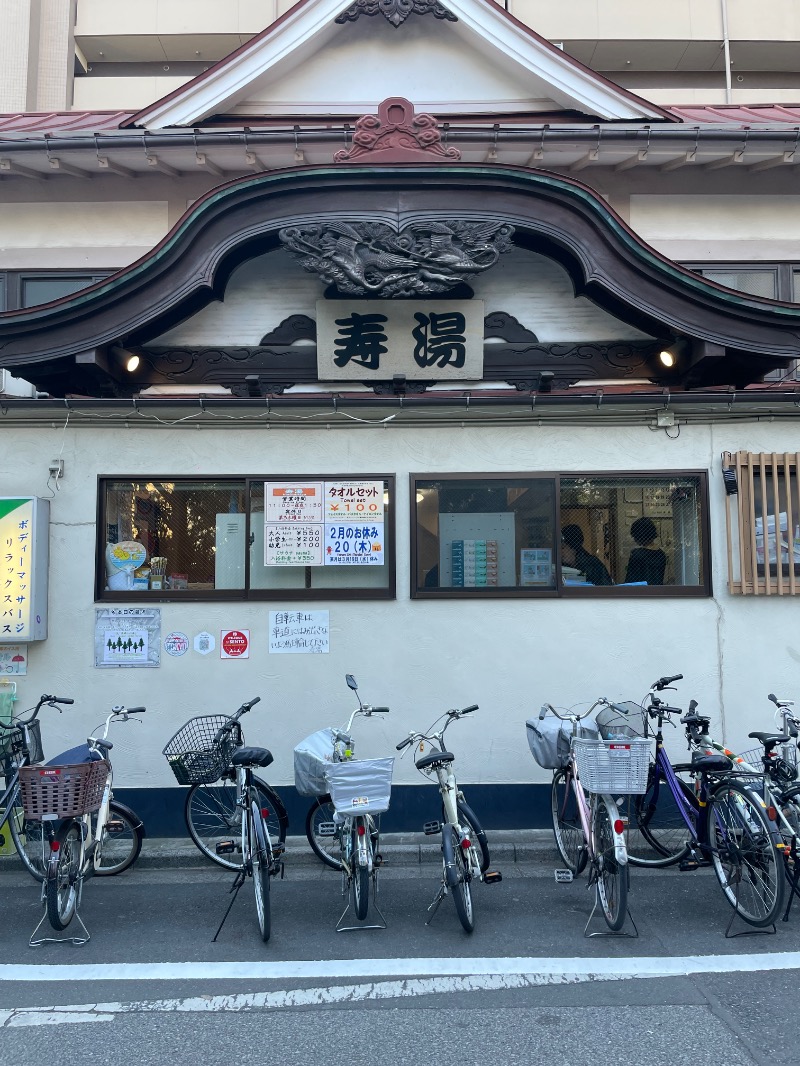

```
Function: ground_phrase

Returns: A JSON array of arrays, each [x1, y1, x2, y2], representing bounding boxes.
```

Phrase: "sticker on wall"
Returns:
[[193, 631, 215, 656], [269, 611, 329, 655], [221, 629, 250, 659], [95, 608, 160, 669], [0, 644, 27, 675], [164, 631, 189, 657]]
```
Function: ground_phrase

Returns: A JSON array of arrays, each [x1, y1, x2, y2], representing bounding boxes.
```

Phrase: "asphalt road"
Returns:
[[0, 855, 798, 1066]]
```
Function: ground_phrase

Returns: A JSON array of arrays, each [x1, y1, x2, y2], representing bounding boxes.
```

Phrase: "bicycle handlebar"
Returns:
[[540, 701, 605, 723], [0, 693, 75, 730], [652, 674, 683, 691]]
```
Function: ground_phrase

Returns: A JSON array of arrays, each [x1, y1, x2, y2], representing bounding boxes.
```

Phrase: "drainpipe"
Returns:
[[721, 0, 733, 105]]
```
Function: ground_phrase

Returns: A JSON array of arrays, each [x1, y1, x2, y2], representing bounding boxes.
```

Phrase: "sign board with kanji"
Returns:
[[316, 300, 484, 381], [0, 498, 49, 643]]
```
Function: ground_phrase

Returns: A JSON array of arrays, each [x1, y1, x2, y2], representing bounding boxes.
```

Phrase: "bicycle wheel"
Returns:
[[626, 766, 693, 868], [45, 821, 81, 931], [351, 822, 370, 921], [443, 824, 474, 933], [93, 801, 144, 876], [7, 795, 46, 882], [707, 780, 785, 927], [592, 796, 628, 931], [186, 775, 287, 870], [250, 801, 271, 943], [305, 795, 342, 870], [551, 768, 588, 876], [456, 800, 490, 874]]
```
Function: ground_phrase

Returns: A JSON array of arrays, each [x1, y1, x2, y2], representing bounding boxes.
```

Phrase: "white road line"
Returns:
[[0, 951, 799, 984], [1, 954, 799, 1029]]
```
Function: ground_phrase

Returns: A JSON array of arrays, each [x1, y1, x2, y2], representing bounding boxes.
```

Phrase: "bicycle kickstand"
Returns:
[[212, 868, 247, 942], [29, 878, 90, 948], [425, 882, 447, 926]]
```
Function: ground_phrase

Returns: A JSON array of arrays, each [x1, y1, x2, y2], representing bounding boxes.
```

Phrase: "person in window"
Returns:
[[625, 517, 666, 586], [561, 524, 612, 586]]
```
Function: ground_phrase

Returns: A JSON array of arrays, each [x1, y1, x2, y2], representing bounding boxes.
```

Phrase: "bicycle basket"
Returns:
[[735, 743, 798, 784], [293, 728, 337, 797], [526, 708, 600, 770], [595, 702, 647, 740], [324, 757, 394, 816], [162, 715, 242, 785], [18, 759, 110, 820], [572, 737, 651, 794]]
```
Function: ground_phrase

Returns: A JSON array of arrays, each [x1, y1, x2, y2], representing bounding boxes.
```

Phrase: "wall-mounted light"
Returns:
[[658, 350, 676, 368], [125, 354, 140, 373]]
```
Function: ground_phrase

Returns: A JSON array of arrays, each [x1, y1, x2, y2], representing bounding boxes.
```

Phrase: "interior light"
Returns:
[[125, 354, 140, 373], [658, 350, 675, 368], [416, 491, 424, 503]]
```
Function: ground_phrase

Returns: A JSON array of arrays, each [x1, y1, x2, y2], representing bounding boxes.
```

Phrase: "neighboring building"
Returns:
[[0, 0, 799, 833]]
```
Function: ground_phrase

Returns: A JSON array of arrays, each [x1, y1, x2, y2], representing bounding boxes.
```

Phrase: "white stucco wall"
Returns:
[[1, 414, 797, 797]]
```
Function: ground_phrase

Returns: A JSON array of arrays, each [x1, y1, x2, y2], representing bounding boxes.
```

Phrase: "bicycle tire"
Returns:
[[305, 795, 342, 870], [706, 780, 785, 927], [250, 800, 271, 942], [443, 824, 474, 933], [456, 800, 490, 874], [7, 794, 46, 882], [45, 820, 81, 931], [93, 801, 144, 876], [551, 768, 588, 876], [626, 766, 693, 868], [592, 796, 628, 932], [185, 775, 287, 870], [351, 822, 370, 921]]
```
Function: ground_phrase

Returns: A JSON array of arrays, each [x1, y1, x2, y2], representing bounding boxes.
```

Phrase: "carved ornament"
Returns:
[[278, 219, 514, 297], [335, 0, 457, 26], [334, 97, 460, 164]]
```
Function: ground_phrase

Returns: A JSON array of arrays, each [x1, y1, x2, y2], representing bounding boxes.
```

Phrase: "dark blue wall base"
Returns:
[[116, 784, 552, 838]]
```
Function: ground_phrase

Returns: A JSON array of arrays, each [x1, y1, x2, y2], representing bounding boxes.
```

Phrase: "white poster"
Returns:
[[95, 608, 160, 668], [324, 481, 384, 521], [269, 611, 329, 654], [324, 523, 384, 565], [0, 644, 27, 675], [265, 523, 324, 566], [265, 483, 323, 523]]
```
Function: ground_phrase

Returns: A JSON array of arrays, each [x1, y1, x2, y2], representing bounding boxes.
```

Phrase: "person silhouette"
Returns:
[[561, 524, 612, 586], [625, 517, 666, 585]]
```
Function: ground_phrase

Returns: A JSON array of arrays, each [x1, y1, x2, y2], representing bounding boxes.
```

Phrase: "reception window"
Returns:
[[97, 476, 395, 601], [412, 472, 709, 598]]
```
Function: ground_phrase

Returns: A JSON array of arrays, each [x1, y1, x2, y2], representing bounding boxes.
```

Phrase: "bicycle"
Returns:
[[0, 693, 69, 881], [530, 701, 645, 931], [295, 675, 392, 929], [163, 697, 283, 942], [395, 703, 500, 934], [623, 674, 786, 928], [20, 703, 146, 944], [164, 703, 288, 872]]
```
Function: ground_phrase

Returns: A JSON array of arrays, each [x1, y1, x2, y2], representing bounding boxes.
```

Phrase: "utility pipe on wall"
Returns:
[[721, 0, 733, 105]]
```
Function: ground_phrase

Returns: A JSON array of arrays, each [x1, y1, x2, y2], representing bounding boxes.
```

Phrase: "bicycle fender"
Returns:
[[110, 799, 146, 836]]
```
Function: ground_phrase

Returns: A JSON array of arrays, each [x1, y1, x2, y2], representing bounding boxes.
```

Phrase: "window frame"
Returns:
[[0, 270, 113, 312], [95, 474, 396, 603], [410, 470, 711, 600]]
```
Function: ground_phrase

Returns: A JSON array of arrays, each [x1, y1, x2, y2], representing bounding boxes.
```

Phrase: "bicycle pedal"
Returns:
[[423, 820, 442, 836], [483, 870, 502, 884], [317, 821, 337, 837], [215, 840, 236, 856], [678, 857, 711, 872], [373, 853, 387, 867], [105, 819, 125, 835], [272, 842, 285, 857]]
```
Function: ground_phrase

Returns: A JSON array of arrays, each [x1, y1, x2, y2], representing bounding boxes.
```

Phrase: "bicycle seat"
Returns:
[[690, 752, 732, 773], [748, 731, 788, 749], [230, 746, 273, 768], [415, 750, 455, 770]]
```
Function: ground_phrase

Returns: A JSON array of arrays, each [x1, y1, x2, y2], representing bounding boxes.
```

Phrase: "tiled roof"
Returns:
[[667, 104, 800, 124], [0, 111, 134, 134]]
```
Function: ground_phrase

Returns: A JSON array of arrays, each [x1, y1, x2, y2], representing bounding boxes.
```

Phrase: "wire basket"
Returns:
[[595, 702, 648, 740], [162, 715, 242, 785], [735, 742, 798, 783], [18, 760, 110, 820], [572, 737, 651, 794]]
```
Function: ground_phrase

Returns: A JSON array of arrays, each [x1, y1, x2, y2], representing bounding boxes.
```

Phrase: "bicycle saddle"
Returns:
[[415, 750, 455, 770], [690, 751, 732, 773], [230, 746, 273, 768], [748, 731, 789, 750]]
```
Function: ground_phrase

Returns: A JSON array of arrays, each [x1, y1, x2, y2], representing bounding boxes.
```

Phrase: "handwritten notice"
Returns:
[[269, 610, 329, 654]]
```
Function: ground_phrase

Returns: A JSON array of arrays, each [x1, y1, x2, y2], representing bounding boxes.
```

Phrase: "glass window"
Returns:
[[21, 274, 103, 307], [699, 269, 777, 300], [412, 473, 709, 597], [98, 476, 395, 601]]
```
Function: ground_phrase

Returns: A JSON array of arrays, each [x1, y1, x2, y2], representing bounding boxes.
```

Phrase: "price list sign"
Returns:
[[264, 480, 384, 567], [0, 498, 49, 643]]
